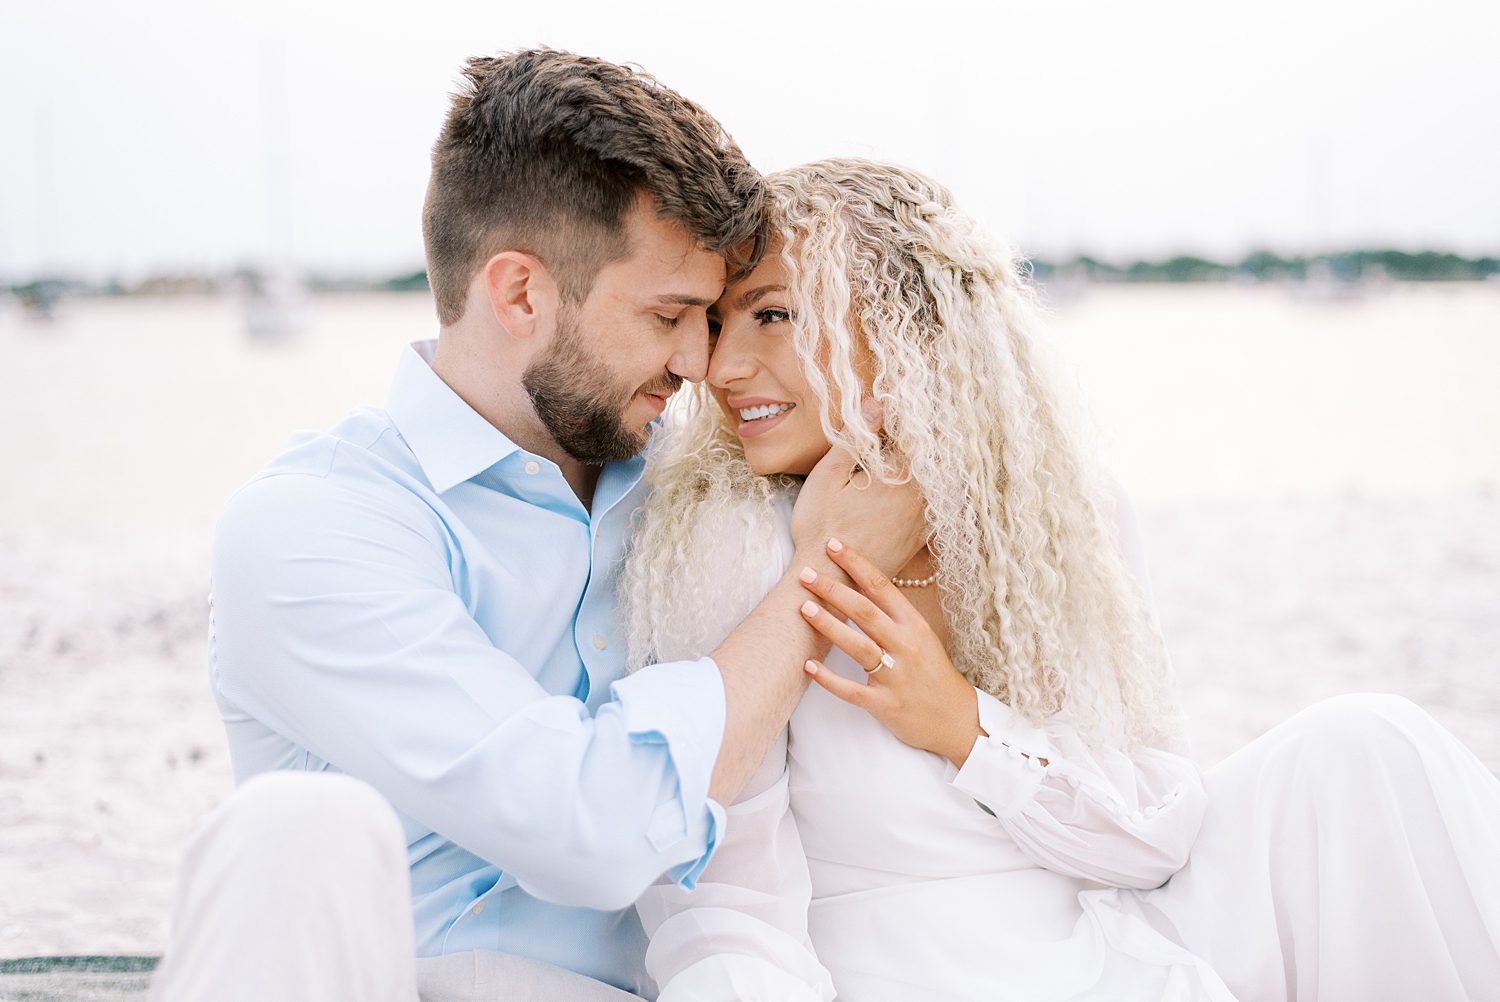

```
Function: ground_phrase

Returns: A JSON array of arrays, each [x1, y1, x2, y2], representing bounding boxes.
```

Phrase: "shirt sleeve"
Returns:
[[945, 480, 1206, 890], [636, 731, 836, 1002], [210, 467, 725, 913]]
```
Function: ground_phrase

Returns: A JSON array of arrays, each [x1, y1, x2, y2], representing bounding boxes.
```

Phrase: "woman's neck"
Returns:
[[893, 546, 937, 583], [891, 546, 953, 650]]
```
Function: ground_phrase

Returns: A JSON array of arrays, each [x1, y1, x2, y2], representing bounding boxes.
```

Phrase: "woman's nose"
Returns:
[[707, 323, 754, 388]]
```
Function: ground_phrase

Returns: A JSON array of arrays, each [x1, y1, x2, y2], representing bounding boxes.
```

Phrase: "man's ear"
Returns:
[[481, 251, 557, 341]]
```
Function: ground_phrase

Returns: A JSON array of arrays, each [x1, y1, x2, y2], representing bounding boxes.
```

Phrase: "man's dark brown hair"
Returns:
[[423, 49, 767, 326]]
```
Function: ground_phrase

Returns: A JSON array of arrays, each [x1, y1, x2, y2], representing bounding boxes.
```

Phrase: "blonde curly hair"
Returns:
[[619, 157, 1183, 750]]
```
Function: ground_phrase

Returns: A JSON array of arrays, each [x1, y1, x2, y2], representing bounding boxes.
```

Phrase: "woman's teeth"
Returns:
[[738, 403, 794, 422]]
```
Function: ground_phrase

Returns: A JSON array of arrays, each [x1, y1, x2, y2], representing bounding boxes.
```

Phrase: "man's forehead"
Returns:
[[631, 238, 727, 278], [590, 204, 727, 303], [608, 248, 725, 303]]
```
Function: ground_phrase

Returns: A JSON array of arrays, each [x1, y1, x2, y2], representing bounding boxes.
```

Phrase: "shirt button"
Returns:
[[471, 901, 485, 917], [592, 634, 608, 650], [523, 461, 540, 475]]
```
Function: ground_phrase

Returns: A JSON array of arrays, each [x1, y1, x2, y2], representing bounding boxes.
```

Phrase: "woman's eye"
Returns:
[[657, 314, 681, 329], [753, 307, 791, 326]]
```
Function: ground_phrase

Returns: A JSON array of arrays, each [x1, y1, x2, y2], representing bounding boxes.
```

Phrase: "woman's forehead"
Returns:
[[712, 253, 791, 315]]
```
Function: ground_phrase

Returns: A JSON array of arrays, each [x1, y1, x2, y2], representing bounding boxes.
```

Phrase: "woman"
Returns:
[[622, 158, 1500, 1001]]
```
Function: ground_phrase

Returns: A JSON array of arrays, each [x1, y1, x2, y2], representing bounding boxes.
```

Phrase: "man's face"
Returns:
[[523, 198, 727, 465]]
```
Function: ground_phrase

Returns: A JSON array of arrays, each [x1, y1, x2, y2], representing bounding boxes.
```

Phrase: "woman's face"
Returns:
[[706, 250, 832, 476]]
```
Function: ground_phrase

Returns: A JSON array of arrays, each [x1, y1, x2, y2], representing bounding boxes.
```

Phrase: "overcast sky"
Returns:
[[2, 0, 1497, 279]]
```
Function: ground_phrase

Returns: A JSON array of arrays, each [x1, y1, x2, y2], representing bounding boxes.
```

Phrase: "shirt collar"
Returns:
[[384, 340, 520, 493]]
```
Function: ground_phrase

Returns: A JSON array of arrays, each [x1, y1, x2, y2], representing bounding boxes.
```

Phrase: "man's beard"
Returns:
[[522, 306, 682, 466]]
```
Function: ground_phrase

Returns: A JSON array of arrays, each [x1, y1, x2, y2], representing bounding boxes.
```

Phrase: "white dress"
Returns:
[[636, 494, 1500, 1001]]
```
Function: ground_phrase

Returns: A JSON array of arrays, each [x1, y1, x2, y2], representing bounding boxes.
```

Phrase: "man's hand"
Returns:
[[790, 405, 926, 576]]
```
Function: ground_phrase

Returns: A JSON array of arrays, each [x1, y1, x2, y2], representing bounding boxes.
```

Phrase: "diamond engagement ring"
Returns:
[[866, 650, 896, 674]]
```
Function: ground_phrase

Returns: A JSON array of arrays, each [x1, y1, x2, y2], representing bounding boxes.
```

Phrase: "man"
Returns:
[[155, 50, 923, 999]]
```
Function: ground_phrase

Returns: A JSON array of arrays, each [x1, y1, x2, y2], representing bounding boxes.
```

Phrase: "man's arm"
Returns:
[[213, 470, 724, 912], [706, 447, 926, 802], [706, 556, 836, 803]]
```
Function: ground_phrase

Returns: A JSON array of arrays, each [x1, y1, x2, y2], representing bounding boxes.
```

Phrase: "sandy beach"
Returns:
[[1, 283, 1497, 958]]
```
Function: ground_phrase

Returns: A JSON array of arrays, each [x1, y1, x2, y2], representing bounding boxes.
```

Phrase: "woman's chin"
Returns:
[[744, 445, 827, 479]]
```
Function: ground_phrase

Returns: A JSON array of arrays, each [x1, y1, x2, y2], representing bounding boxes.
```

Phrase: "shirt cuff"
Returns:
[[609, 656, 727, 856], [947, 688, 1056, 818], [663, 799, 724, 891]]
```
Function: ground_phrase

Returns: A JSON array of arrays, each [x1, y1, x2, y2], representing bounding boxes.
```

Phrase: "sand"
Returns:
[[1, 283, 1497, 958]]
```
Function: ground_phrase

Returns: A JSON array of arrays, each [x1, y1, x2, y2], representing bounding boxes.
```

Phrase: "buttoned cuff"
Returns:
[[663, 799, 724, 891], [947, 688, 1056, 818], [610, 656, 727, 862]]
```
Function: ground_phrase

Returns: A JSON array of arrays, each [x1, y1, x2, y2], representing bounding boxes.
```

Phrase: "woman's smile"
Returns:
[[728, 397, 798, 437]]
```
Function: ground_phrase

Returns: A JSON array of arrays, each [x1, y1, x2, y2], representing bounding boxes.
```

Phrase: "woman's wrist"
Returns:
[[938, 684, 987, 768], [942, 721, 988, 769]]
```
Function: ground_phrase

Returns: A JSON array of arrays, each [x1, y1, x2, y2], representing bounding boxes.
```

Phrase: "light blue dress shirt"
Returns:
[[209, 340, 727, 996]]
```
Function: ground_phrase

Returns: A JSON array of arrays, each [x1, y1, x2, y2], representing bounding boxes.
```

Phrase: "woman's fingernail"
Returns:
[[804, 659, 818, 675], [799, 566, 817, 583], [827, 537, 844, 553], [801, 600, 820, 617]]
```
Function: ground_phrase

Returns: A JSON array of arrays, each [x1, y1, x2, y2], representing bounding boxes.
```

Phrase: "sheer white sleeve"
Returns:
[[637, 731, 835, 1001], [634, 489, 834, 1001], [944, 483, 1207, 890]]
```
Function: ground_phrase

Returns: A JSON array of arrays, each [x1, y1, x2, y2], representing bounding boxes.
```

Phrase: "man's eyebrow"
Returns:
[[650, 293, 716, 307], [735, 284, 786, 310]]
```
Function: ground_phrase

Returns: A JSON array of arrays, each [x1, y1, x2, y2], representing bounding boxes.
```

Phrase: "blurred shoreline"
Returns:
[[5, 246, 1497, 317]]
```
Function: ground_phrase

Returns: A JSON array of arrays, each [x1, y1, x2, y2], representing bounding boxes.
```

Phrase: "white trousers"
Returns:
[[1128, 693, 1500, 1001], [149, 771, 639, 1002]]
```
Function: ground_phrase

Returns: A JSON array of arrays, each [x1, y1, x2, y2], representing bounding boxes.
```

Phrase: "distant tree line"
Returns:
[[1027, 249, 1500, 284], [378, 270, 431, 293], [6, 250, 1498, 301]]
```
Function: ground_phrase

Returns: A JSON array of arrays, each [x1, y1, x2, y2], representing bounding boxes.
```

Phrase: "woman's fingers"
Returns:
[[800, 599, 886, 672], [804, 659, 877, 709], [798, 566, 897, 649], [824, 538, 914, 622]]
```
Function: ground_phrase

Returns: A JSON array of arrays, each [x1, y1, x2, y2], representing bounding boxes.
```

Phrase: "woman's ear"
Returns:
[[481, 251, 558, 342]]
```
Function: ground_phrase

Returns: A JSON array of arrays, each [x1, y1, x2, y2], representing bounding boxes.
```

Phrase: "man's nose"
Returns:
[[668, 316, 712, 383]]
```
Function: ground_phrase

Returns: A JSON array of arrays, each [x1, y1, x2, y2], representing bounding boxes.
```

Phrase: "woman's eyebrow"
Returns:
[[735, 284, 786, 310]]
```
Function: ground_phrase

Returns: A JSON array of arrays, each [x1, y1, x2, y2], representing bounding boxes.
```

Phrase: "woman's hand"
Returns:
[[796, 538, 985, 768]]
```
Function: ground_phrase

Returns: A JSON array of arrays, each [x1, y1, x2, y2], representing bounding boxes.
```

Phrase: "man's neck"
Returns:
[[491, 415, 604, 510], [558, 461, 604, 513], [431, 337, 602, 510]]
